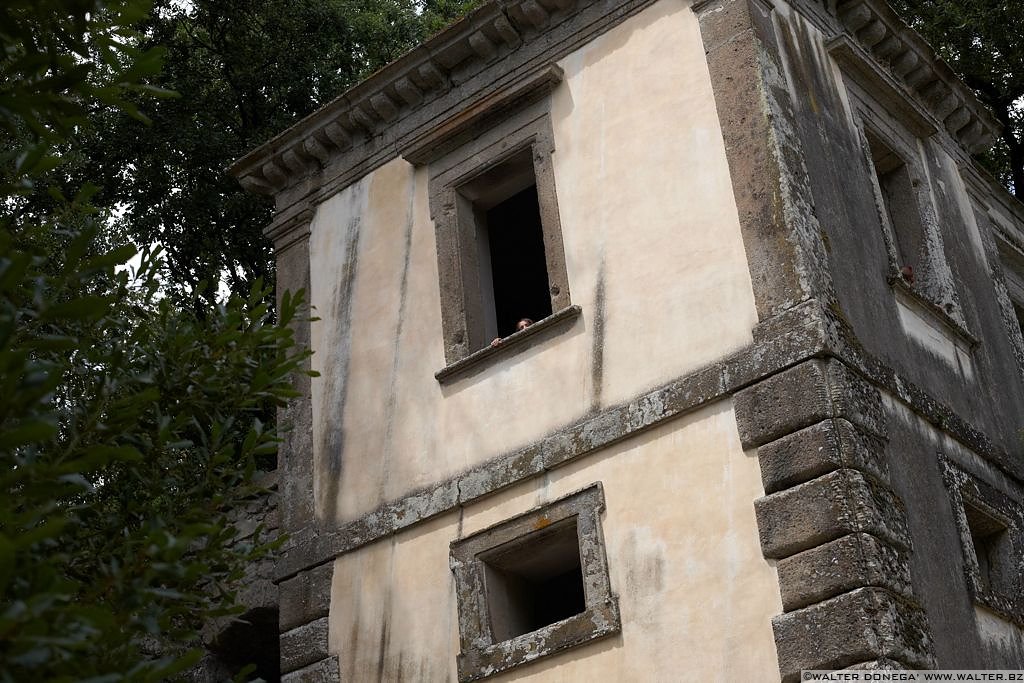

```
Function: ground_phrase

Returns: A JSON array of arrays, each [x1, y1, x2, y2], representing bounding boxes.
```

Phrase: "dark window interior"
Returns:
[[481, 519, 586, 642], [1014, 302, 1024, 337], [209, 606, 281, 682], [964, 500, 1011, 593], [485, 185, 551, 337], [867, 132, 927, 277], [458, 148, 553, 346]]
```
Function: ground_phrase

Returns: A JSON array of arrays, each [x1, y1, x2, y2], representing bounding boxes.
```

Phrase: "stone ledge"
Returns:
[[280, 617, 330, 674], [281, 656, 340, 683], [757, 418, 889, 495], [435, 305, 582, 383], [755, 468, 909, 559], [279, 564, 333, 633], [772, 587, 935, 681]]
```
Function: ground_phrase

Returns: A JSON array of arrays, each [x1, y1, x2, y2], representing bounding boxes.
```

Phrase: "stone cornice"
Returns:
[[825, 0, 1000, 154], [229, 0, 1006, 245], [228, 0, 588, 199]]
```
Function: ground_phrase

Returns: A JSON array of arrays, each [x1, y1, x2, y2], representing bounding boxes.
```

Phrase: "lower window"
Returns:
[[941, 457, 1024, 625], [449, 483, 619, 682]]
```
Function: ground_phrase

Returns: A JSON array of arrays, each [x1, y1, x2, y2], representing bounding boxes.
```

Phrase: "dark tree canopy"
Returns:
[[77, 0, 485, 305], [892, 0, 1024, 196], [1, 1, 313, 679]]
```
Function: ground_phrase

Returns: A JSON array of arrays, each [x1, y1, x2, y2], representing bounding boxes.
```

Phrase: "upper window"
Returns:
[[996, 234, 1024, 337], [420, 80, 574, 373], [455, 147, 555, 341], [866, 131, 928, 286], [858, 119, 966, 329]]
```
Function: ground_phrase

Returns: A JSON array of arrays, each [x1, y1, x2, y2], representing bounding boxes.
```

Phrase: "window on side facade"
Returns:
[[858, 118, 969, 333], [941, 457, 1024, 626], [995, 234, 1024, 336], [866, 130, 929, 285]]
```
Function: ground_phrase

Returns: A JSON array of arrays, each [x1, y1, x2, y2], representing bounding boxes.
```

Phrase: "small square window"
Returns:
[[962, 500, 1012, 593], [450, 484, 619, 682], [941, 458, 1024, 625], [481, 517, 585, 641]]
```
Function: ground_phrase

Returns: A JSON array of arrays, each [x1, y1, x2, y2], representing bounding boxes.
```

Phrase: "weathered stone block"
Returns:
[[280, 617, 330, 674], [734, 358, 885, 449], [758, 418, 889, 494], [279, 563, 333, 633], [755, 469, 909, 559], [626, 363, 725, 432], [846, 658, 911, 670], [281, 656, 340, 683], [777, 533, 912, 611], [772, 587, 935, 681]]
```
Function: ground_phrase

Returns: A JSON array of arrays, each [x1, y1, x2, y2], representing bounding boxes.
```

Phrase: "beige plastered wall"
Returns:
[[307, 0, 758, 523], [328, 401, 782, 681]]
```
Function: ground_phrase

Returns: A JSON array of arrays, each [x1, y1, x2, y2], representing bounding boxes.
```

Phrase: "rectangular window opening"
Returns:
[[460, 148, 552, 345], [485, 186, 552, 338], [480, 518, 585, 642], [867, 132, 927, 280], [964, 500, 1011, 593]]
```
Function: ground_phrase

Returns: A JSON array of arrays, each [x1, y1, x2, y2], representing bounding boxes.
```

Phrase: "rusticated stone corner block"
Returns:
[[777, 533, 912, 611], [846, 658, 911, 670], [734, 359, 885, 450], [755, 469, 909, 559], [772, 587, 935, 681], [281, 617, 330, 674], [281, 656, 340, 683], [279, 562, 333, 632], [758, 418, 889, 494], [695, 0, 776, 55]]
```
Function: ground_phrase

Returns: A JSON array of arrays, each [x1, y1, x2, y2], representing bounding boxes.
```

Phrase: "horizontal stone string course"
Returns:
[[274, 301, 1022, 583], [275, 320, 831, 582]]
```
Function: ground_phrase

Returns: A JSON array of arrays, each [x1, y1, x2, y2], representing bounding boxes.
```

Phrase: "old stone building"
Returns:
[[230, 0, 1024, 679]]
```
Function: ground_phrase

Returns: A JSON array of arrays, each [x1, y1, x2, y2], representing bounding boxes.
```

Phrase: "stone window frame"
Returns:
[[854, 111, 967, 326], [449, 483, 620, 682], [993, 228, 1024, 333], [425, 95, 574, 376], [940, 457, 1024, 626]]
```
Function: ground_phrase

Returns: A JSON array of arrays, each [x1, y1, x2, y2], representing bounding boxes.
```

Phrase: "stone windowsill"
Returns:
[[889, 277, 979, 348], [435, 305, 582, 384]]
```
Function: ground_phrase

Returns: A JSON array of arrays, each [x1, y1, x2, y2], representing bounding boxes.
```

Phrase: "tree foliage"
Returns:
[[892, 0, 1024, 196], [75, 0, 485, 306], [1, 1, 311, 680]]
